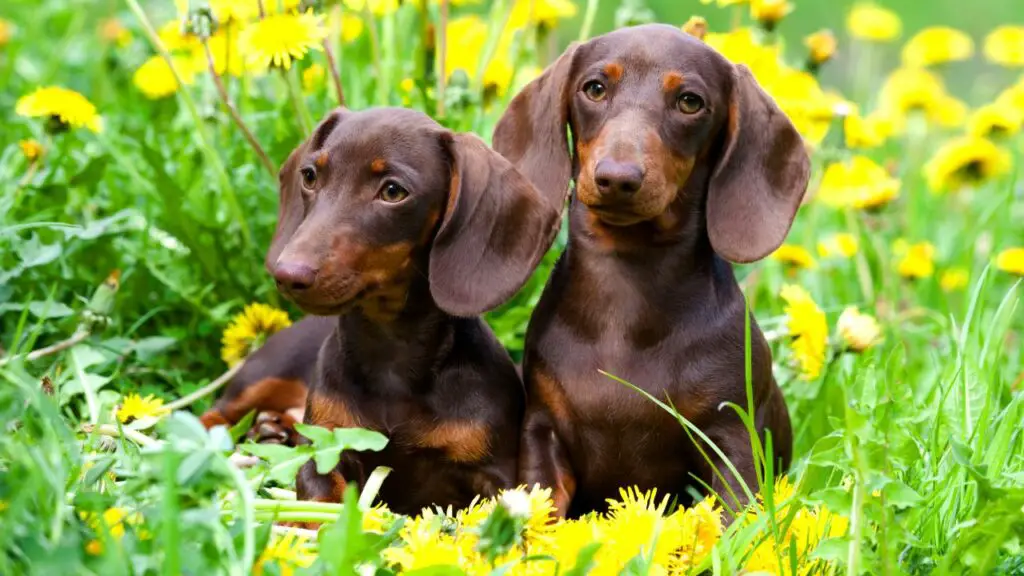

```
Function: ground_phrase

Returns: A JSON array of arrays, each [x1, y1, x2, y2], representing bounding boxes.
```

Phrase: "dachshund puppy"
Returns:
[[268, 107, 561, 515], [492, 24, 809, 517]]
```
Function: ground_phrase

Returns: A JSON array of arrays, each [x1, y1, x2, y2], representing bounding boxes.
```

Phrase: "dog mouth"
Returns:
[[586, 206, 649, 227], [281, 280, 367, 316]]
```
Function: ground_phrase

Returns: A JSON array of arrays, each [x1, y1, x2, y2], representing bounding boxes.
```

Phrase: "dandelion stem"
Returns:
[[322, 39, 346, 107], [83, 423, 161, 447], [163, 360, 246, 413], [202, 38, 276, 176], [363, 3, 384, 105], [283, 66, 313, 134], [124, 0, 254, 250], [0, 327, 90, 368], [436, 0, 448, 117], [577, 0, 600, 43]]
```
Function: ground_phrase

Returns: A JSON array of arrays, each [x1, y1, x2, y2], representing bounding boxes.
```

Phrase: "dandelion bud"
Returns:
[[804, 29, 837, 71], [750, 0, 792, 32], [682, 16, 708, 41], [836, 307, 881, 352]]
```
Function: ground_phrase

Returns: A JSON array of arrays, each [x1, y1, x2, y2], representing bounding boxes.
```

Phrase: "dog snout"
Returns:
[[274, 261, 318, 292], [594, 159, 645, 197]]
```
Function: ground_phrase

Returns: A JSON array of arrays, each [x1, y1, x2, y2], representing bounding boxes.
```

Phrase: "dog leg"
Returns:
[[519, 409, 576, 517]]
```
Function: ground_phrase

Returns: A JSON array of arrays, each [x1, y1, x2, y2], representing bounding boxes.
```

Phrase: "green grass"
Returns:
[[2, 0, 1023, 574]]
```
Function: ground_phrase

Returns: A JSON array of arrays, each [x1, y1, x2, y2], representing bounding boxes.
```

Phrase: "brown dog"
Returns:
[[492, 24, 808, 517], [267, 107, 560, 515], [200, 315, 333, 445]]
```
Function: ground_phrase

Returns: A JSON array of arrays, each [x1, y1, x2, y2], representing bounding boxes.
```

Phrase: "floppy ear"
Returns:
[[429, 133, 561, 317], [265, 109, 348, 273], [706, 65, 810, 264], [492, 43, 579, 218]]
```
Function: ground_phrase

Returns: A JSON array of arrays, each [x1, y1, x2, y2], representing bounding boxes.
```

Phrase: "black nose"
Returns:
[[594, 159, 645, 196], [273, 262, 318, 291]]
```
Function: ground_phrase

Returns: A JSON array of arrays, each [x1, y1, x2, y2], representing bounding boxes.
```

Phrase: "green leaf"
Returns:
[[884, 480, 923, 508], [240, 443, 313, 485], [562, 543, 602, 576], [229, 410, 257, 443], [68, 156, 109, 188], [293, 423, 388, 475]]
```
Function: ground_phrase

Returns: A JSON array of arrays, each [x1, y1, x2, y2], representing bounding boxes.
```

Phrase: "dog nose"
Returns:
[[594, 159, 645, 196], [273, 262, 318, 291]]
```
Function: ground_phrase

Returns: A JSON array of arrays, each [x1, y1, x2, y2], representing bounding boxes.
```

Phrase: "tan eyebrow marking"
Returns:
[[603, 62, 623, 83], [315, 152, 329, 168], [370, 158, 387, 174], [662, 72, 685, 93]]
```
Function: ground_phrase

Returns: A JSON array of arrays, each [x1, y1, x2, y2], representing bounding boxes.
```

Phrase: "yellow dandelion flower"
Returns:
[[203, 29, 248, 78], [847, 3, 901, 42], [343, 0, 400, 16], [16, 86, 103, 133], [706, 27, 784, 83], [902, 26, 974, 67], [383, 515, 476, 571], [19, 140, 44, 162], [133, 55, 198, 99], [221, 303, 292, 366], [984, 25, 1024, 67], [996, 82, 1024, 114], [363, 503, 395, 533], [996, 247, 1024, 276], [0, 19, 12, 47], [837, 307, 882, 352], [894, 241, 936, 279], [940, 267, 970, 292], [157, 20, 199, 53], [759, 67, 834, 146], [771, 244, 818, 270], [780, 285, 828, 380], [327, 8, 366, 44], [845, 109, 894, 148], [302, 63, 325, 91], [671, 497, 721, 572], [805, 29, 837, 68], [817, 233, 859, 259], [508, 0, 578, 30], [81, 507, 144, 555], [255, 532, 315, 576], [600, 487, 684, 572], [531, 518, 603, 574], [454, 495, 495, 529], [117, 394, 168, 424], [750, 0, 792, 31], [238, 10, 327, 72], [967, 102, 1022, 139], [444, 16, 516, 96], [682, 16, 708, 41], [878, 67, 966, 128], [99, 18, 132, 48], [816, 156, 900, 210], [400, 77, 416, 93], [923, 136, 1012, 192]]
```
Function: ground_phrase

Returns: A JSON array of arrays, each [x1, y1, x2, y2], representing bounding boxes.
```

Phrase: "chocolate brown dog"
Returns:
[[492, 24, 808, 517], [200, 315, 333, 445], [268, 107, 560, 515]]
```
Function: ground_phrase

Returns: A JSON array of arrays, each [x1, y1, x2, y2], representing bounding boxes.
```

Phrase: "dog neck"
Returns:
[[331, 273, 455, 393], [563, 170, 740, 318]]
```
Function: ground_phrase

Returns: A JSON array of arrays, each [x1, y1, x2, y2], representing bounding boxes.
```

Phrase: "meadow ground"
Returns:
[[1, 0, 1023, 574]]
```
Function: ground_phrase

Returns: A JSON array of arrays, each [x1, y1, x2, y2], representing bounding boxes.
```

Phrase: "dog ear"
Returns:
[[265, 109, 348, 273], [429, 133, 561, 317], [706, 65, 810, 264], [492, 43, 579, 220]]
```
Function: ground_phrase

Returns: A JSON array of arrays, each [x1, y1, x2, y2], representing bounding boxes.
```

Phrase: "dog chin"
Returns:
[[288, 290, 364, 317], [586, 206, 651, 227]]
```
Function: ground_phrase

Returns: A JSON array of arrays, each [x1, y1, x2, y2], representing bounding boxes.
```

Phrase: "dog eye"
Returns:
[[582, 80, 607, 102], [379, 182, 409, 203], [676, 92, 704, 114], [300, 166, 317, 188]]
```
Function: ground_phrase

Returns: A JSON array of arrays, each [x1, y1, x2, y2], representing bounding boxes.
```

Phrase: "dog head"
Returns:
[[268, 107, 560, 318], [493, 24, 810, 262]]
